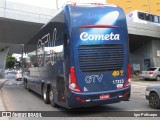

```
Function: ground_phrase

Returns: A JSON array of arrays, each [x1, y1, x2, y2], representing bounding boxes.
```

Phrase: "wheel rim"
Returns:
[[49, 89, 53, 102], [149, 94, 159, 108], [43, 89, 47, 100], [157, 76, 160, 81]]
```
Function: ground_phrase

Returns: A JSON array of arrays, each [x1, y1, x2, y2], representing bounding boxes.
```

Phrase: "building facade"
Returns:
[[107, 0, 160, 15], [107, 0, 160, 72]]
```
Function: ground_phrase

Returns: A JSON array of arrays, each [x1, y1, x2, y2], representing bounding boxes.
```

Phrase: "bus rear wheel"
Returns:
[[49, 88, 58, 107], [43, 85, 50, 104]]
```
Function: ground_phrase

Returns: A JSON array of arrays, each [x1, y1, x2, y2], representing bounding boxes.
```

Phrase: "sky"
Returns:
[[7, 0, 106, 9]]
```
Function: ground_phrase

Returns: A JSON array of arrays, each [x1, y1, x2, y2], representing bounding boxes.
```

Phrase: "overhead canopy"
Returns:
[[0, 17, 43, 54]]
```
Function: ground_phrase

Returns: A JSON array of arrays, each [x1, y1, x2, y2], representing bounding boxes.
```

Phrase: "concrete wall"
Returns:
[[152, 40, 160, 67], [127, 22, 160, 39], [130, 39, 160, 71], [0, 47, 9, 78], [0, 0, 54, 23], [130, 41, 153, 71]]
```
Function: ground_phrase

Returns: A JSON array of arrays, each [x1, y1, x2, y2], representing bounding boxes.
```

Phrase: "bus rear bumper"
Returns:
[[67, 87, 130, 108]]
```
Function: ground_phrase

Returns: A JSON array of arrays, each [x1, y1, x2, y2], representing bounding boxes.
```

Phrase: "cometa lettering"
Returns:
[[80, 32, 120, 41]]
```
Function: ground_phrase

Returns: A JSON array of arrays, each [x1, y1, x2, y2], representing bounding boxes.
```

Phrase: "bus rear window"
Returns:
[[71, 6, 122, 27]]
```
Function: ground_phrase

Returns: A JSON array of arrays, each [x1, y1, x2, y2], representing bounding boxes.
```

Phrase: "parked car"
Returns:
[[15, 71, 22, 80], [141, 67, 160, 81], [5, 69, 17, 74], [145, 84, 160, 109]]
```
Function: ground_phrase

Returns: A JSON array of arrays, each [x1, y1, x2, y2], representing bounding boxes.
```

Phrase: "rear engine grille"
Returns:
[[78, 44, 124, 72]]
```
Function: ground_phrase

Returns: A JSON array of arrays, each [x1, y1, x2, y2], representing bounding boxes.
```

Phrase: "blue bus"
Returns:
[[23, 3, 131, 108]]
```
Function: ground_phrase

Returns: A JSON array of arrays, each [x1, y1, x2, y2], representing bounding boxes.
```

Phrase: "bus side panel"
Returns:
[[24, 15, 69, 107]]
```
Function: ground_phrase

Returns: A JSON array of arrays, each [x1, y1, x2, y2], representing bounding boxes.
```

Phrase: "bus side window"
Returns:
[[48, 34, 64, 65], [54, 34, 64, 62], [26, 49, 37, 68], [64, 33, 67, 48], [44, 41, 51, 64], [37, 47, 44, 67]]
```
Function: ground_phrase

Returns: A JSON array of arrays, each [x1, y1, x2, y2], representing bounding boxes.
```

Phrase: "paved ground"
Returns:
[[0, 74, 160, 120], [0, 78, 9, 120]]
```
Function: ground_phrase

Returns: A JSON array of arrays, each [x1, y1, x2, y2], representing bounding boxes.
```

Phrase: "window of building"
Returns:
[[138, 12, 145, 20], [138, 12, 160, 24], [154, 16, 159, 23], [145, 14, 151, 21], [150, 15, 154, 22]]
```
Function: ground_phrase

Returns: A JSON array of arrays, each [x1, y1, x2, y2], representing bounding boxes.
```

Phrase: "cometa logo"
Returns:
[[80, 32, 120, 41]]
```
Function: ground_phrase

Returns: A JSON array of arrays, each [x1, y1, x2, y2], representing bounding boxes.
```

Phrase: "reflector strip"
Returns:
[[80, 25, 119, 28]]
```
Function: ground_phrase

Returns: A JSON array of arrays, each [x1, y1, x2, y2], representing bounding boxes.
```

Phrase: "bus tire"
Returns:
[[42, 85, 50, 104], [49, 87, 58, 108]]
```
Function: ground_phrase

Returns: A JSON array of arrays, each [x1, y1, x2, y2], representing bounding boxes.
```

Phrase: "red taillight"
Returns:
[[149, 72, 154, 74], [81, 100, 86, 103], [124, 64, 131, 88], [116, 5, 121, 8], [69, 67, 82, 92]]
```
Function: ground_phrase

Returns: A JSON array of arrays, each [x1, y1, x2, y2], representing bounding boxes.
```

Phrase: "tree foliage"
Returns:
[[6, 53, 16, 69]]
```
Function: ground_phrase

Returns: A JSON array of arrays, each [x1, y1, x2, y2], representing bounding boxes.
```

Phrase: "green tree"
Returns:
[[6, 53, 16, 69]]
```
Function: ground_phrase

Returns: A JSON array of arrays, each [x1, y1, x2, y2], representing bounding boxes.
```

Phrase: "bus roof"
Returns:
[[65, 2, 119, 8]]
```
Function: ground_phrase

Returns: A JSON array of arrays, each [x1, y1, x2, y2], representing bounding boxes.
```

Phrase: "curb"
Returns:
[[0, 91, 6, 111], [0, 95, 9, 120], [0, 79, 9, 120]]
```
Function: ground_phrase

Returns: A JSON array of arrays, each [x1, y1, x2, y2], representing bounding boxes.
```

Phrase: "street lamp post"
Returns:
[[56, 0, 58, 9]]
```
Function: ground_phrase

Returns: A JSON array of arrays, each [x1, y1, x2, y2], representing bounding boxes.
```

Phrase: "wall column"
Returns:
[[0, 47, 9, 78]]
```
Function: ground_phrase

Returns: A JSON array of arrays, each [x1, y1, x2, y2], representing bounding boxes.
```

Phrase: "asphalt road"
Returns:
[[1, 74, 160, 120]]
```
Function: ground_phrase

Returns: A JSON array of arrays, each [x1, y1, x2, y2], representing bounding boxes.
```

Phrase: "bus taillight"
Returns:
[[69, 67, 82, 92], [124, 64, 131, 88]]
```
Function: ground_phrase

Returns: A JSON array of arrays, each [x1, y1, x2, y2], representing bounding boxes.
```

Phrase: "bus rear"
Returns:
[[64, 3, 130, 108]]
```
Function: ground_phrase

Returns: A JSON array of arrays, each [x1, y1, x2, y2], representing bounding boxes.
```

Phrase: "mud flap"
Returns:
[[56, 76, 66, 102]]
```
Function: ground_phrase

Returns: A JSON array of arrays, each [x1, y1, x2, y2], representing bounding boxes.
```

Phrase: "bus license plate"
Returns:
[[99, 94, 110, 99]]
